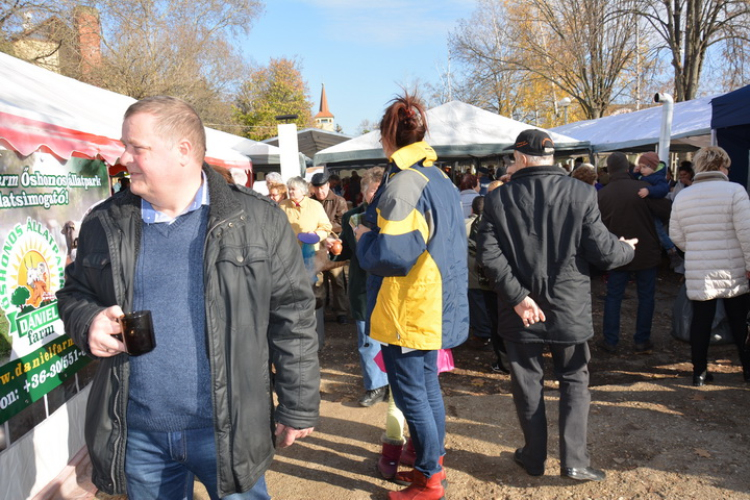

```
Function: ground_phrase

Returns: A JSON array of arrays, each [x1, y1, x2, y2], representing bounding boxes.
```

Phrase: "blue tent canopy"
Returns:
[[711, 85, 750, 189], [711, 84, 750, 129]]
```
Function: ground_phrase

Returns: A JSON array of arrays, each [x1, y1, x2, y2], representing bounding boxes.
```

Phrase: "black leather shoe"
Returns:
[[491, 360, 510, 374], [561, 466, 606, 482], [514, 449, 544, 476], [693, 371, 714, 387], [358, 386, 388, 407]]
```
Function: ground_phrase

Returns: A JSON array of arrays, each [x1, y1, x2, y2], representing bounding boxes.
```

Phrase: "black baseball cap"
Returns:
[[504, 129, 555, 156], [310, 172, 330, 186]]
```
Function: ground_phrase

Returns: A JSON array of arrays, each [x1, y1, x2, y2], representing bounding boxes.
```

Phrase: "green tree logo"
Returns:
[[10, 286, 30, 308], [10, 286, 33, 316]]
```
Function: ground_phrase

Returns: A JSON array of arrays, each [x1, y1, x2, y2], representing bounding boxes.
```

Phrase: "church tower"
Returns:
[[313, 84, 335, 132]]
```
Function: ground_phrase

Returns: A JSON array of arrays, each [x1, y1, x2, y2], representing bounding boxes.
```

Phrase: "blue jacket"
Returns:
[[639, 164, 670, 198], [357, 142, 469, 350]]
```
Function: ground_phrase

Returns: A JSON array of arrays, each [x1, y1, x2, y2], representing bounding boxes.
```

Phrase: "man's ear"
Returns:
[[177, 138, 194, 166]]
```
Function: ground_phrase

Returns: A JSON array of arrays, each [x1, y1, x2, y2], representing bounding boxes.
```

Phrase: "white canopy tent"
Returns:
[[207, 127, 284, 171], [314, 100, 589, 166], [0, 50, 277, 171], [550, 96, 714, 153], [264, 127, 351, 159]]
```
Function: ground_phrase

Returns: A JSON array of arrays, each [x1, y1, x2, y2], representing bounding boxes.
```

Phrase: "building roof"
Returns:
[[314, 83, 334, 119]]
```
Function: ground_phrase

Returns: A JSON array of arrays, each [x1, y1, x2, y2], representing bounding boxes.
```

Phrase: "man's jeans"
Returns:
[[356, 320, 388, 390], [380, 345, 445, 478], [125, 426, 271, 500], [653, 217, 675, 251], [602, 267, 657, 346]]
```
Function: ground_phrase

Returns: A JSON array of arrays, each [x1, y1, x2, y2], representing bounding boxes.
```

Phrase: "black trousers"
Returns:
[[481, 290, 506, 362], [506, 341, 591, 473], [690, 293, 750, 376]]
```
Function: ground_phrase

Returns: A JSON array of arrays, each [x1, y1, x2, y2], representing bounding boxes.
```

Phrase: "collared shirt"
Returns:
[[141, 172, 209, 224]]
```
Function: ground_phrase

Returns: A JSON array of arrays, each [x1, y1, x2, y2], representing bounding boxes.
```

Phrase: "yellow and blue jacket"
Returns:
[[357, 142, 469, 350]]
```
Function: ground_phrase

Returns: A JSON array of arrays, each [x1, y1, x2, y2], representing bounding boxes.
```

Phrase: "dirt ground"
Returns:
[[93, 263, 750, 500], [264, 264, 750, 500]]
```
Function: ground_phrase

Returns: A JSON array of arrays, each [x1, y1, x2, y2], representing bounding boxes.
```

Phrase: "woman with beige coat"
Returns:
[[670, 146, 750, 386]]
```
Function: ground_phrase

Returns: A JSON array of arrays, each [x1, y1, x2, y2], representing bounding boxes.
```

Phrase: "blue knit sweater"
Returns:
[[127, 206, 212, 431]]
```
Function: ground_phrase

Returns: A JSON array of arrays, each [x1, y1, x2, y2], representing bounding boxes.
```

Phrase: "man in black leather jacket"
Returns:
[[56, 96, 319, 499]]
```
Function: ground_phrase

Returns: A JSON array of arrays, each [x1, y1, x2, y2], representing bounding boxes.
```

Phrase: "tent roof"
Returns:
[[711, 84, 750, 129], [0, 51, 275, 170], [209, 128, 282, 168], [551, 97, 714, 153], [314, 101, 588, 166], [263, 128, 351, 159]]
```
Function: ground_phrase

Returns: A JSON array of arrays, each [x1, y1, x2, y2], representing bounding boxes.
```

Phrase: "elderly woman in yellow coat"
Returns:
[[279, 176, 331, 249]]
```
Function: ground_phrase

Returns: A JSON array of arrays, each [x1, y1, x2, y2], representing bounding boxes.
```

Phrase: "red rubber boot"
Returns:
[[394, 455, 446, 489], [388, 469, 445, 500]]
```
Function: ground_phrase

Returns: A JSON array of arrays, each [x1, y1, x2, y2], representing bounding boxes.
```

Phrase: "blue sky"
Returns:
[[241, 0, 476, 137]]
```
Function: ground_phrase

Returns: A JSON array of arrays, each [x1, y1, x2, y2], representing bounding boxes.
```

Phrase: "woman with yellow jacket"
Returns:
[[355, 92, 469, 500]]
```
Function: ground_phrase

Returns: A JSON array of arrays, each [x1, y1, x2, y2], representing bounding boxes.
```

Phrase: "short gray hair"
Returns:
[[287, 176, 308, 192], [361, 167, 385, 190], [265, 172, 282, 184], [519, 152, 554, 166]]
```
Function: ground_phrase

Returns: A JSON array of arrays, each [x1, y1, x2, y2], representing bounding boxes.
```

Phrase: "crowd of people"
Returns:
[[56, 93, 750, 500]]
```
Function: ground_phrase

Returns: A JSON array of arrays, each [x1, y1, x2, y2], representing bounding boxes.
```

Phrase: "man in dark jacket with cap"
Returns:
[[597, 152, 673, 354], [478, 129, 636, 483], [310, 172, 350, 324]]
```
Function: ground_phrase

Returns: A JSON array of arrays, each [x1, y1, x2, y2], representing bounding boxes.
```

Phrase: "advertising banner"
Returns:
[[0, 148, 108, 424]]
